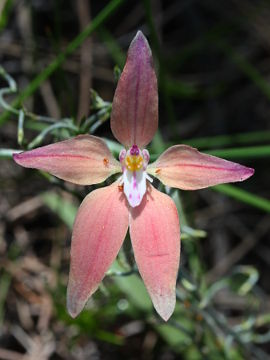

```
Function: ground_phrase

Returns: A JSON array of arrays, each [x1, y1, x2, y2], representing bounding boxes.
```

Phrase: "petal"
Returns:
[[67, 182, 129, 317], [123, 169, 147, 208], [129, 185, 180, 321], [13, 135, 121, 185], [110, 31, 158, 148], [148, 145, 254, 190]]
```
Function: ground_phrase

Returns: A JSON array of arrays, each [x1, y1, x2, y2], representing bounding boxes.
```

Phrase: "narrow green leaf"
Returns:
[[157, 323, 193, 349], [0, 0, 13, 31], [212, 184, 270, 213], [206, 145, 270, 159], [183, 131, 270, 149]]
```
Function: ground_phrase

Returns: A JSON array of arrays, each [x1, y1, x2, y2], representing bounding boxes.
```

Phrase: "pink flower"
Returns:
[[13, 31, 254, 321]]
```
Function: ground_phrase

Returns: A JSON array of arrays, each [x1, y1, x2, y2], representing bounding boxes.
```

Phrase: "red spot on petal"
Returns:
[[103, 158, 109, 167], [118, 184, 124, 192]]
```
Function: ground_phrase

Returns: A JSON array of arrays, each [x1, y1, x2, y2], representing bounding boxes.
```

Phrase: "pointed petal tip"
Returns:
[[66, 293, 84, 319], [149, 145, 255, 190], [67, 306, 78, 319], [130, 30, 151, 55], [152, 291, 176, 321], [13, 151, 23, 164], [134, 30, 147, 42], [67, 279, 100, 319], [111, 29, 157, 147], [13, 151, 32, 167], [130, 185, 179, 322], [243, 166, 255, 180], [67, 182, 129, 320], [234, 165, 254, 182], [12, 136, 121, 185], [66, 279, 94, 319], [136, 30, 143, 36]]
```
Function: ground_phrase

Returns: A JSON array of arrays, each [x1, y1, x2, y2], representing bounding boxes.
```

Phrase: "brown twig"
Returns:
[[39, 81, 60, 119], [0, 348, 24, 360]]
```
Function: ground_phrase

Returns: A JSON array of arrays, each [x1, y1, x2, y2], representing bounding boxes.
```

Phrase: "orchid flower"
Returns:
[[13, 31, 254, 321]]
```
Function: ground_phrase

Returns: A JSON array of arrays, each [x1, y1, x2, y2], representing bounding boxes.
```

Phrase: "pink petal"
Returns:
[[148, 145, 254, 190], [129, 185, 180, 321], [67, 182, 129, 317], [13, 135, 121, 185], [110, 31, 158, 148]]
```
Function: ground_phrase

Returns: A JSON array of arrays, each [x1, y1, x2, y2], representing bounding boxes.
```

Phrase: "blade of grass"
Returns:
[[183, 131, 270, 149], [212, 184, 270, 213], [0, 0, 125, 126], [0, 0, 13, 32], [206, 145, 270, 159]]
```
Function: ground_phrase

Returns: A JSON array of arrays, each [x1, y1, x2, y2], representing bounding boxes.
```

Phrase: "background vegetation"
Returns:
[[0, 0, 270, 359]]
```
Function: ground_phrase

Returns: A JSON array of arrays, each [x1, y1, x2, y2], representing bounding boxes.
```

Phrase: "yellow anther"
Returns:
[[125, 155, 143, 171]]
